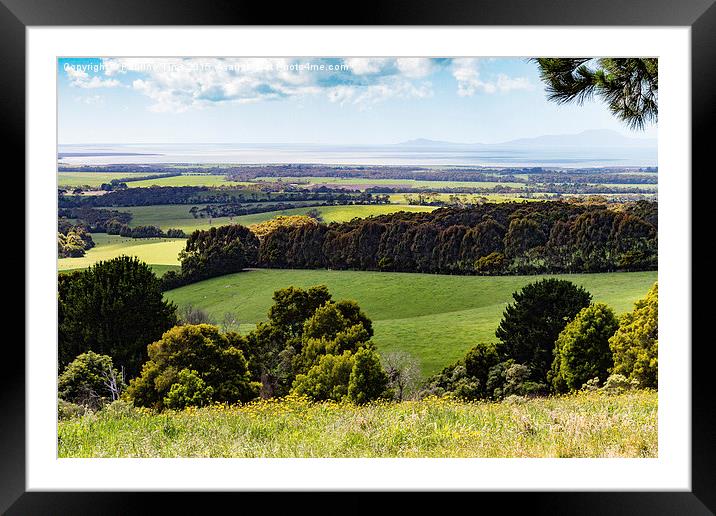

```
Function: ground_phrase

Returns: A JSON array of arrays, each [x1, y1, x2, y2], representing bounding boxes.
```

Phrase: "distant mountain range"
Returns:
[[398, 129, 656, 148]]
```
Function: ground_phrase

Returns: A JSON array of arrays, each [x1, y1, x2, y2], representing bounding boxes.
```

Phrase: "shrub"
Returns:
[[58, 351, 125, 410], [549, 303, 619, 392], [100, 399, 140, 419], [474, 252, 505, 274], [248, 215, 318, 239], [58, 399, 89, 420], [446, 366, 482, 400], [348, 347, 389, 404], [581, 377, 601, 391], [382, 351, 421, 401], [421, 343, 501, 401], [177, 304, 215, 325], [485, 360, 548, 399], [164, 369, 215, 410], [602, 374, 632, 395], [125, 324, 259, 410], [165, 228, 186, 238], [291, 351, 355, 402], [609, 282, 658, 388]]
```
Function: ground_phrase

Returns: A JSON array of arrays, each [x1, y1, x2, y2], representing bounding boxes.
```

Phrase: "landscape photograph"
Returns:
[[56, 57, 659, 458]]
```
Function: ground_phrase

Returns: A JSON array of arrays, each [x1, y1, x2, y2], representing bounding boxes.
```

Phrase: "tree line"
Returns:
[[255, 201, 657, 275], [59, 186, 393, 208], [57, 208, 185, 243]]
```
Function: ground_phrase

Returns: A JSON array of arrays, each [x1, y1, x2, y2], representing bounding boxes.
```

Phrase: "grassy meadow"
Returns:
[[57, 233, 185, 271], [120, 203, 436, 233], [58, 390, 657, 458], [58, 172, 151, 187], [165, 269, 657, 376], [254, 176, 526, 189], [129, 174, 252, 187]]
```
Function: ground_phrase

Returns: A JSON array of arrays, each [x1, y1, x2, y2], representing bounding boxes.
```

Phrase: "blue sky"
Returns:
[[58, 57, 657, 145]]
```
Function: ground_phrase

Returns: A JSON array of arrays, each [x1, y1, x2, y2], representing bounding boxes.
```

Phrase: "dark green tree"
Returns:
[[533, 58, 658, 130], [58, 256, 177, 377], [495, 278, 592, 382], [179, 224, 259, 282], [267, 285, 332, 337], [245, 285, 374, 398]]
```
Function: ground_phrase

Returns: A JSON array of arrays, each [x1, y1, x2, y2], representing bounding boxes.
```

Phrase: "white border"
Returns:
[[27, 27, 691, 491]]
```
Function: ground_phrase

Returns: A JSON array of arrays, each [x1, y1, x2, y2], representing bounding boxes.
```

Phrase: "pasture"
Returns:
[[164, 269, 657, 376], [120, 204, 436, 233], [253, 176, 527, 190], [129, 174, 252, 188], [58, 172, 151, 187], [57, 233, 185, 270], [58, 390, 657, 458]]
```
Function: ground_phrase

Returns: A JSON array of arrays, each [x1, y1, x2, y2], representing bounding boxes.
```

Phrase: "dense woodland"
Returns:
[[58, 186, 392, 208], [57, 220, 95, 258], [255, 201, 657, 275]]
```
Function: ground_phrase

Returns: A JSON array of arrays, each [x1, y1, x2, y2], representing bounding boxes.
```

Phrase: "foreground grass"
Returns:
[[58, 391, 657, 458], [165, 269, 657, 376]]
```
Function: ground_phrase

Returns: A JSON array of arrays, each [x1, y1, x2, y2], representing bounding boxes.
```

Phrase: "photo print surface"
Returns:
[[56, 57, 658, 458]]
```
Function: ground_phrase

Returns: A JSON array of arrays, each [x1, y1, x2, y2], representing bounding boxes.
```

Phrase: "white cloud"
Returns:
[[65, 65, 119, 89], [343, 58, 391, 75], [328, 79, 432, 108], [95, 57, 437, 113], [395, 58, 434, 78], [452, 58, 494, 96], [452, 58, 531, 96], [74, 95, 104, 105], [495, 74, 532, 92], [106, 58, 334, 112]]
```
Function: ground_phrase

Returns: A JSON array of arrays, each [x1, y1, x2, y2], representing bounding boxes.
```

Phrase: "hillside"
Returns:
[[164, 269, 657, 376]]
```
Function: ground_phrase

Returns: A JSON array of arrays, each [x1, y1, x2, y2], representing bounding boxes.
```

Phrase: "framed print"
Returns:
[[5, 0, 714, 512]]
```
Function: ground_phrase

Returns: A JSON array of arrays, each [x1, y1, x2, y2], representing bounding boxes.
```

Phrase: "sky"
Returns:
[[58, 57, 658, 145]]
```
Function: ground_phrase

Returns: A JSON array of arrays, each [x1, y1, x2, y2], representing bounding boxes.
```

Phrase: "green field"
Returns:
[[121, 204, 436, 233], [60, 263, 180, 276], [254, 176, 526, 189], [58, 172, 152, 187], [58, 172, 658, 193], [164, 269, 657, 376], [129, 174, 252, 188], [57, 234, 185, 271], [387, 193, 545, 204], [58, 390, 657, 458]]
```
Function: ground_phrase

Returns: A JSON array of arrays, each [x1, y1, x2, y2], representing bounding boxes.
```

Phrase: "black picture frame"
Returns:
[[5, 1, 713, 513]]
